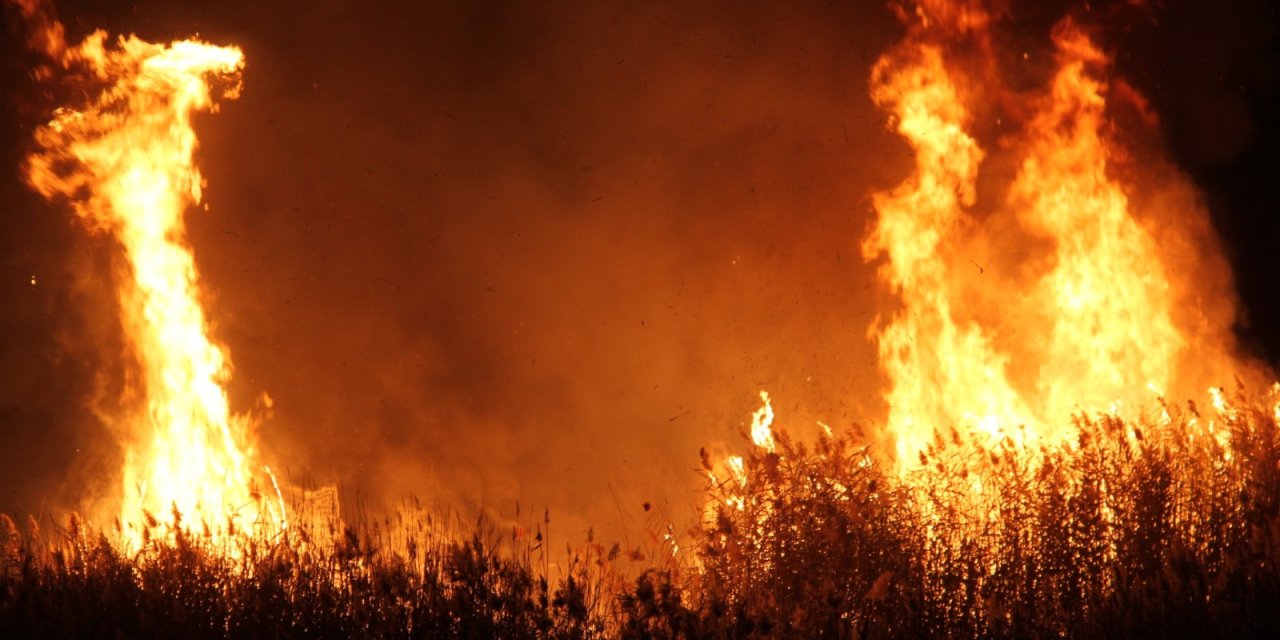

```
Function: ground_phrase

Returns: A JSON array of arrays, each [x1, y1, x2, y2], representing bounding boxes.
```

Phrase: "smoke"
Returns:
[[2, 0, 906, 539], [1, 0, 1276, 541], [197, 1, 908, 539]]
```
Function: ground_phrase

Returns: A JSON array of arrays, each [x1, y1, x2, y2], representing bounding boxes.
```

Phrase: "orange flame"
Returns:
[[864, 2, 1263, 471], [24, 26, 282, 547], [865, 5, 1033, 465], [749, 391, 776, 453]]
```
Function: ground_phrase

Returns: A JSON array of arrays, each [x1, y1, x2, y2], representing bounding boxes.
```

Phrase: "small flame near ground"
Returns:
[[19, 0, 285, 548]]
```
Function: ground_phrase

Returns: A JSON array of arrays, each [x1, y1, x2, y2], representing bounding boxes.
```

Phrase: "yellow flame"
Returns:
[[864, 3, 1258, 472], [1010, 24, 1182, 427], [864, 35, 1031, 467], [725, 455, 747, 486], [1209, 387, 1228, 414], [749, 390, 776, 453], [25, 28, 281, 548], [1271, 382, 1280, 425], [818, 421, 833, 439]]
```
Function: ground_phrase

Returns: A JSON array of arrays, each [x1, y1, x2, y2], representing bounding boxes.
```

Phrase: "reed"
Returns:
[[4, 392, 1279, 638]]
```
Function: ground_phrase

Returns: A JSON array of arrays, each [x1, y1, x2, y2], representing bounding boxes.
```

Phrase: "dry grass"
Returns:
[[688, 387, 1280, 638], [4, 390, 1280, 638]]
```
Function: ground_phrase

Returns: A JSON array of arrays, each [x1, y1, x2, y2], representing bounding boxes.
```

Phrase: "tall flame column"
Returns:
[[25, 29, 283, 547]]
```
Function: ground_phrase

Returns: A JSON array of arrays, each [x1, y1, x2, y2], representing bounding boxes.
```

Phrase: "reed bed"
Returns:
[[4, 391, 1279, 638]]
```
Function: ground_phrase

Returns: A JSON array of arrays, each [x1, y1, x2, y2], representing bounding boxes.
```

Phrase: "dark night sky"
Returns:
[[1, 0, 1276, 540]]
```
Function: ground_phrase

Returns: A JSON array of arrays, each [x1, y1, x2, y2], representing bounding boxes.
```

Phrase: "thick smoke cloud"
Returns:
[[0, 0, 1276, 541]]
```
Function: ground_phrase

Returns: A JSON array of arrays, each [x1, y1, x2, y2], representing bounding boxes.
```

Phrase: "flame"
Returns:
[[864, 21, 1031, 466], [864, 1, 1261, 471], [749, 391, 776, 453], [1272, 382, 1280, 425], [1008, 23, 1183, 429], [24, 24, 281, 546]]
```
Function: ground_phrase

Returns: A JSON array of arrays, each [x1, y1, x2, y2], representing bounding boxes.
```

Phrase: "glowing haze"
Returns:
[[2, 0, 1276, 545], [20, 1, 283, 545]]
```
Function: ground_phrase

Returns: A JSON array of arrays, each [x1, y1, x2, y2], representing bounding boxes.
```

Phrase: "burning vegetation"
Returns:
[[4, 393, 1280, 637], [14, 0, 283, 549], [3, 0, 1280, 637]]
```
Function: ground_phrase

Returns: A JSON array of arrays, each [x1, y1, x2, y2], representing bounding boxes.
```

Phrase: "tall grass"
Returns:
[[4, 391, 1279, 638], [0, 503, 613, 638], [689, 388, 1280, 638]]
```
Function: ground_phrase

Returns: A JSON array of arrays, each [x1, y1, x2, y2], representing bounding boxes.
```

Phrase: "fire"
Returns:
[[22, 12, 284, 546], [749, 390, 776, 453], [863, 1, 1261, 471], [863, 32, 1031, 465]]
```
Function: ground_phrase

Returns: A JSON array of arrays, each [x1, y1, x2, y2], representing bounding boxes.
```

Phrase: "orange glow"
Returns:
[[24, 28, 282, 547]]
